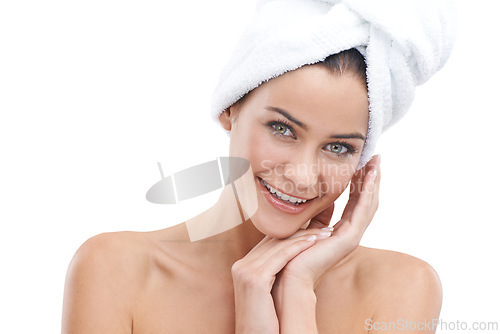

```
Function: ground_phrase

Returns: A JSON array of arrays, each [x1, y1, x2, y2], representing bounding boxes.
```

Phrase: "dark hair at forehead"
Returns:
[[317, 48, 367, 87]]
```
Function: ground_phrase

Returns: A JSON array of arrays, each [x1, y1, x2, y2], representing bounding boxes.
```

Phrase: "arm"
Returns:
[[272, 276, 318, 334], [61, 233, 138, 334], [231, 234, 321, 334]]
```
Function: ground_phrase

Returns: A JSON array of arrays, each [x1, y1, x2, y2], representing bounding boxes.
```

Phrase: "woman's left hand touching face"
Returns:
[[277, 155, 381, 287]]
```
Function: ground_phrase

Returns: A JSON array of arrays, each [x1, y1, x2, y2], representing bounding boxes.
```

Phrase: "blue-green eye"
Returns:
[[269, 120, 294, 137], [328, 143, 348, 154], [274, 123, 288, 134]]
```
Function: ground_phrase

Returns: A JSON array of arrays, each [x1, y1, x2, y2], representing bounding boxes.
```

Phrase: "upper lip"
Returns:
[[259, 177, 317, 201]]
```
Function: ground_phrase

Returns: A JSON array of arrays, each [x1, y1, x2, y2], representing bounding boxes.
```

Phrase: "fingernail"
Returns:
[[306, 235, 317, 242], [319, 231, 332, 237], [321, 227, 334, 231]]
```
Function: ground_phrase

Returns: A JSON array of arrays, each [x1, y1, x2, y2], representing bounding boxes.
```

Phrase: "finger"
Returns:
[[285, 228, 333, 239], [355, 155, 381, 218], [371, 156, 381, 212], [246, 212, 334, 260], [342, 155, 380, 222], [246, 232, 305, 258], [257, 236, 317, 277], [345, 168, 378, 235], [332, 165, 379, 234], [244, 231, 321, 265], [348, 169, 363, 201], [247, 234, 319, 270]]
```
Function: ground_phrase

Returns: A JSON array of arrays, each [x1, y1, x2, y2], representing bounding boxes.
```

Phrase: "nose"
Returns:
[[282, 149, 319, 194]]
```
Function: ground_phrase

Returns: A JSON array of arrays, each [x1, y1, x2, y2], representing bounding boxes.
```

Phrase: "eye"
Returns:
[[274, 123, 288, 134], [328, 143, 348, 154], [324, 141, 357, 158], [268, 120, 295, 138]]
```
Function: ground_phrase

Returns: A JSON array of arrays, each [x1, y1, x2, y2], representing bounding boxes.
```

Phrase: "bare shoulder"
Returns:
[[62, 230, 153, 333], [68, 230, 152, 281], [75, 230, 150, 256], [354, 246, 442, 294], [354, 246, 442, 321], [65, 224, 187, 279]]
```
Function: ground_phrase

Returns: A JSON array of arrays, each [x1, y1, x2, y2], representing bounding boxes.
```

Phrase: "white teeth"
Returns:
[[261, 179, 308, 205]]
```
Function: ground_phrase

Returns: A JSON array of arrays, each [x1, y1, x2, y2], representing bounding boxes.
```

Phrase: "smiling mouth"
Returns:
[[259, 178, 314, 206]]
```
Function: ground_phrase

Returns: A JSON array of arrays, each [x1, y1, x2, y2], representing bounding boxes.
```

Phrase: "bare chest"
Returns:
[[132, 269, 236, 334], [131, 270, 372, 334]]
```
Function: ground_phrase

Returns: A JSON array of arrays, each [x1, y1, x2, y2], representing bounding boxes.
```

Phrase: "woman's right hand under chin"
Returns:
[[277, 154, 381, 286], [230, 155, 381, 333], [231, 228, 321, 333]]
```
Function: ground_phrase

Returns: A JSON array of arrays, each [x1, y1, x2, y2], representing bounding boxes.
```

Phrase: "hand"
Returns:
[[231, 155, 380, 332], [231, 226, 336, 333], [277, 154, 382, 286]]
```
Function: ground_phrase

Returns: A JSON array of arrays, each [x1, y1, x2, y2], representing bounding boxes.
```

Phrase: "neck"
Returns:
[[184, 184, 265, 266]]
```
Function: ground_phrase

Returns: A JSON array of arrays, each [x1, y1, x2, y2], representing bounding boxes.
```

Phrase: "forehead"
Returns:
[[250, 65, 369, 135]]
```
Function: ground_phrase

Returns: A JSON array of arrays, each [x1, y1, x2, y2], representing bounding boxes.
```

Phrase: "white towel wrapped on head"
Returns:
[[211, 0, 457, 170]]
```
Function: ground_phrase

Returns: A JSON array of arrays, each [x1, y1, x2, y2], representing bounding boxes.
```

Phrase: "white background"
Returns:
[[1, 0, 498, 332]]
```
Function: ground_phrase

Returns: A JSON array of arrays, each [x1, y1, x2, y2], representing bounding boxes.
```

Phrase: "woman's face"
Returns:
[[219, 64, 369, 239]]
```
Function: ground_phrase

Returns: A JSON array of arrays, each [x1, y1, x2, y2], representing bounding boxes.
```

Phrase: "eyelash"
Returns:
[[267, 119, 358, 158]]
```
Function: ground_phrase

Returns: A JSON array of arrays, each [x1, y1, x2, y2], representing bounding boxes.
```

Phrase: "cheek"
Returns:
[[248, 133, 291, 172], [320, 164, 356, 199]]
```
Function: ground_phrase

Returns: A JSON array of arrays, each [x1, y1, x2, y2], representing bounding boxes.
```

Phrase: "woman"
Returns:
[[62, 1, 456, 333]]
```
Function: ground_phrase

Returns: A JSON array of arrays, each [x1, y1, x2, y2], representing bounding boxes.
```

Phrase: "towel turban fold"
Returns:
[[211, 0, 457, 169]]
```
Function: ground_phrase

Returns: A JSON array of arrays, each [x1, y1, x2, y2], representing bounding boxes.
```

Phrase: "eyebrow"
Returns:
[[265, 106, 366, 142], [265, 106, 307, 129], [328, 133, 367, 141]]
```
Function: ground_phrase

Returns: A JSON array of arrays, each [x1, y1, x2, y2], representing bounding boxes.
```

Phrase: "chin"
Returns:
[[251, 218, 300, 239], [248, 202, 314, 240]]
